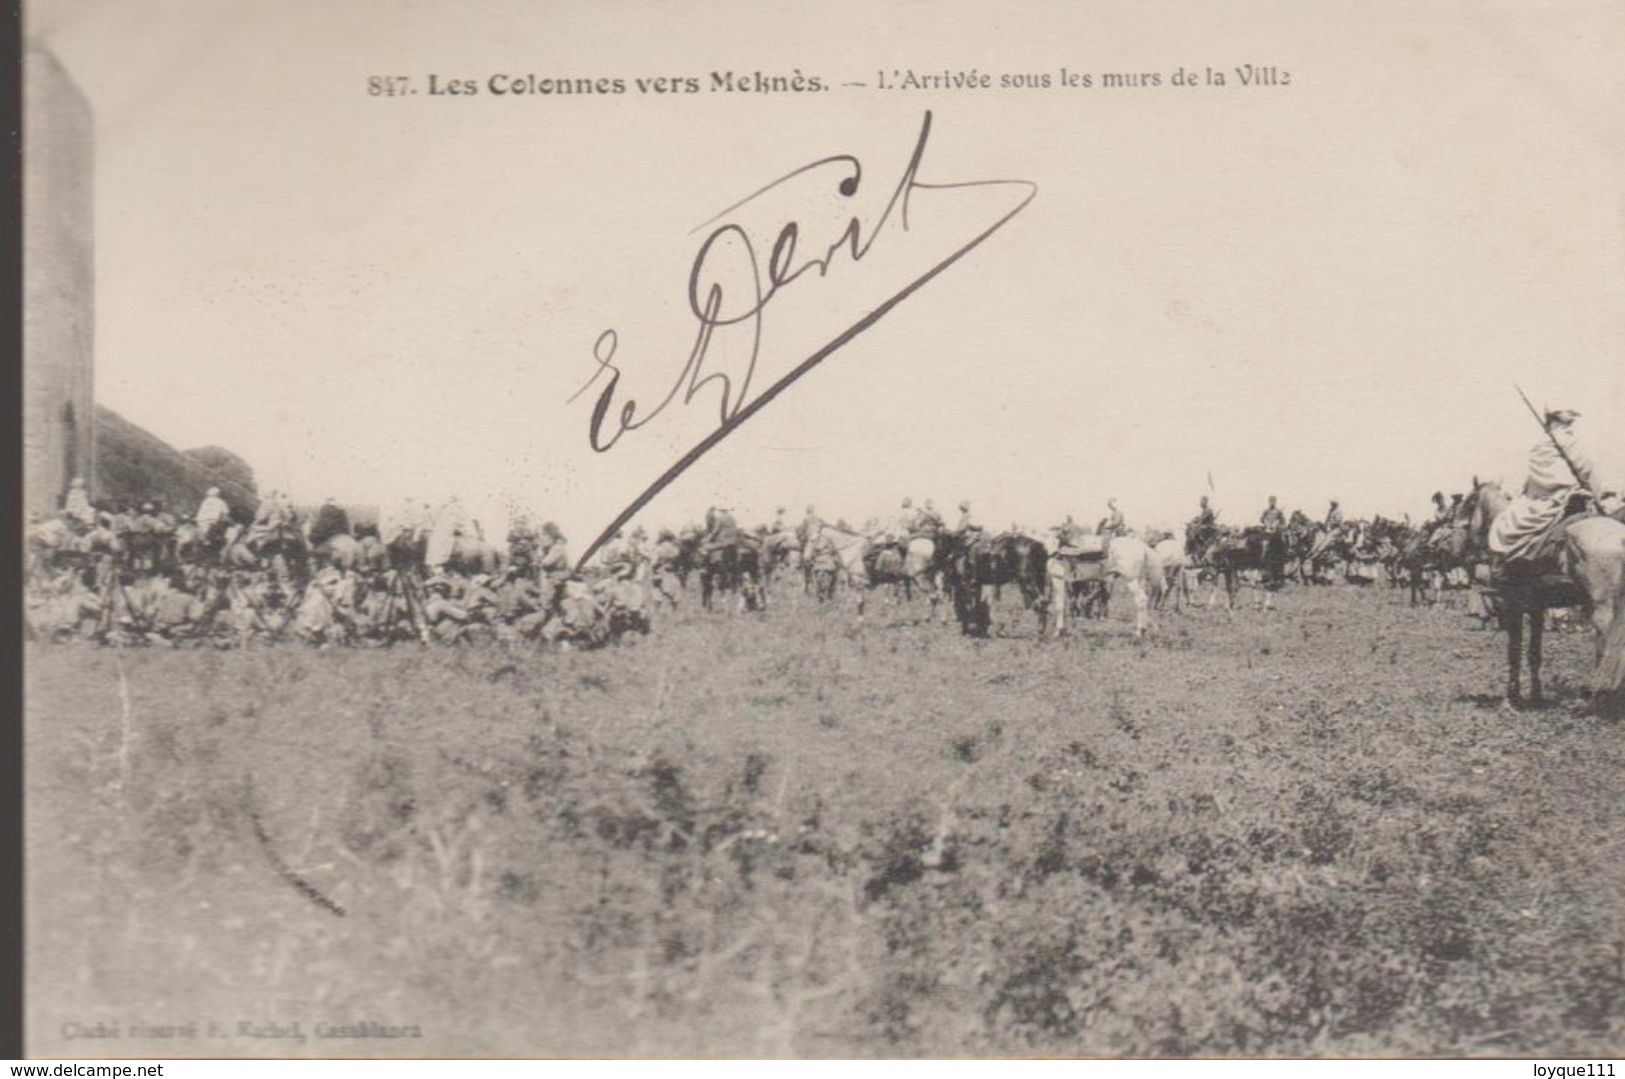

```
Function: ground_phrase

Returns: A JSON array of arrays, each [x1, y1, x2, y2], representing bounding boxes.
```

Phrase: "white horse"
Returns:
[[1149, 537, 1190, 610], [1046, 534, 1159, 638], [814, 526, 938, 624]]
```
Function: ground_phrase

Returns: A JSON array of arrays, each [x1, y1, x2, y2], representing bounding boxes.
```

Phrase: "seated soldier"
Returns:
[[62, 477, 96, 531], [420, 575, 470, 642]]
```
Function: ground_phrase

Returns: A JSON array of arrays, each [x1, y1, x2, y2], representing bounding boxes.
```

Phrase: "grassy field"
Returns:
[[24, 582, 1625, 1057]]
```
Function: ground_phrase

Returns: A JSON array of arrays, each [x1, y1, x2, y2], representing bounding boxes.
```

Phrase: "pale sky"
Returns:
[[26, 0, 1625, 548]]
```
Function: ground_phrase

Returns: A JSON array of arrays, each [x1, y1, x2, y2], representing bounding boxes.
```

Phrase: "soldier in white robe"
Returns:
[[1489, 409, 1600, 563]]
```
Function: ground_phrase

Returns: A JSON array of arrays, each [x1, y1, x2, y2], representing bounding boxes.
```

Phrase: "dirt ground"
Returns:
[[24, 581, 1625, 1057]]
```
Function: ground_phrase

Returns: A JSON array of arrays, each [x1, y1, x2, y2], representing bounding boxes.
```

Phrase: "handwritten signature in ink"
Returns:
[[570, 111, 1037, 568]]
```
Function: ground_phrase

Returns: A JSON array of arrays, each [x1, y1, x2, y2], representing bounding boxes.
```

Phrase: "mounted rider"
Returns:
[[1309, 499, 1344, 561], [888, 497, 917, 542], [955, 500, 981, 535], [911, 498, 945, 537], [703, 505, 741, 550], [251, 488, 292, 528], [1195, 495, 1217, 531], [1489, 408, 1600, 570], [1098, 498, 1126, 539], [1422, 492, 1451, 537], [1056, 514, 1089, 548], [195, 486, 232, 544]]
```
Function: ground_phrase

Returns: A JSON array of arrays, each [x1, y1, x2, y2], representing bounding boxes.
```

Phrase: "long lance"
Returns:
[[1514, 385, 1587, 489]]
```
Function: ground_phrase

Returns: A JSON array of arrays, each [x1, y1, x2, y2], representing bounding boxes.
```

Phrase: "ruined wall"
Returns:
[[23, 46, 96, 515]]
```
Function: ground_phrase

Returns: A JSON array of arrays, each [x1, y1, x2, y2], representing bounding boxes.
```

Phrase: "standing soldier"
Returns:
[[808, 523, 843, 602], [797, 505, 822, 546], [627, 527, 649, 580], [796, 505, 824, 576], [131, 502, 165, 573], [506, 513, 539, 576], [425, 495, 467, 572], [1260, 495, 1286, 534], [385, 494, 420, 542], [651, 529, 683, 609], [537, 522, 570, 596]]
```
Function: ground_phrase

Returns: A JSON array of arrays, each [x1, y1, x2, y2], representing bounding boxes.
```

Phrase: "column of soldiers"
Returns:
[[34, 416, 1612, 647], [24, 480, 660, 649]]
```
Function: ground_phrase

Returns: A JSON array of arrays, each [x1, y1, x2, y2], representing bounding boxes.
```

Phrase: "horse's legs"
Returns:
[[1528, 609, 1545, 703], [1506, 605, 1525, 704], [1127, 578, 1149, 638]]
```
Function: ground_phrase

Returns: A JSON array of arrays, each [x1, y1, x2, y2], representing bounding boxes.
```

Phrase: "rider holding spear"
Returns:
[[1487, 392, 1600, 565]]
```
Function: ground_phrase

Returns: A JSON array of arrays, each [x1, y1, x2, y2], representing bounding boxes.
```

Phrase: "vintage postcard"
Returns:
[[21, 0, 1625, 1059]]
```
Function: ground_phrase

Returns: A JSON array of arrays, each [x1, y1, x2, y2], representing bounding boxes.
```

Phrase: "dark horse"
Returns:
[[941, 531, 1049, 637], [1397, 517, 1476, 607], [1198, 526, 1290, 610], [699, 536, 765, 613], [248, 521, 312, 587]]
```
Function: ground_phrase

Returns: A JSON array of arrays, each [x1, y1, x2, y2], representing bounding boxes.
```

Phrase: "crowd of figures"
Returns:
[[23, 476, 1580, 649], [24, 486, 647, 648]]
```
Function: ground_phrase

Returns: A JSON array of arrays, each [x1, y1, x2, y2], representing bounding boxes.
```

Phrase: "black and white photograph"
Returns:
[[18, 0, 1625, 1060]]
